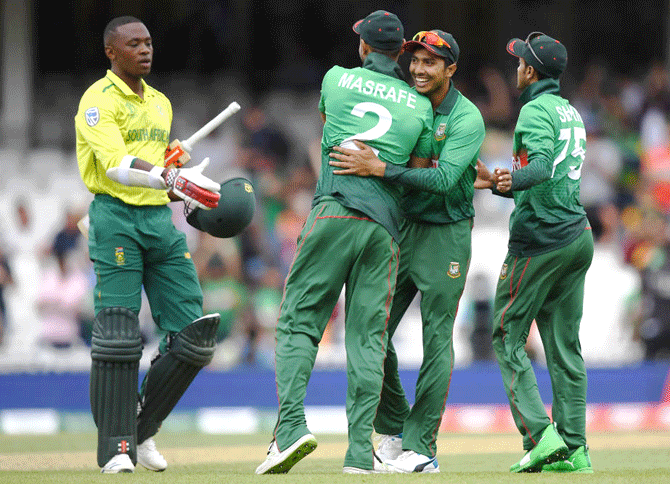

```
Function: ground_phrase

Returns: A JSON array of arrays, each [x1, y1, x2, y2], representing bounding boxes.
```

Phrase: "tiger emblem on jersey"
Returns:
[[500, 263, 508, 280], [448, 261, 461, 279], [434, 122, 447, 141]]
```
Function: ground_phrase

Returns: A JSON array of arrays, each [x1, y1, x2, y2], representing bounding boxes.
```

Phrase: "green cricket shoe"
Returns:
[[510, 423, 568, 473], [542, 445, 593, 473]]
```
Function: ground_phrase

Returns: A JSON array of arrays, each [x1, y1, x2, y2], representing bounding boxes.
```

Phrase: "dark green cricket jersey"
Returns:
[[508, 78, 588, 256], [398, 83, 485, 223], [316, 53, 434, 241]]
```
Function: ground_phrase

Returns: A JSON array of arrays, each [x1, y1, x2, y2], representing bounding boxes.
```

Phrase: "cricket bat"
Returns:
[[164, 101, 241, 168], [78, 101, 242, 239]]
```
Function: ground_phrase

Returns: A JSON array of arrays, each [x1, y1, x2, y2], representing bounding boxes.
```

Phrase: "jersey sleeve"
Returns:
[[76, 91, 128, 170], [411, 103, 434, 159], [511, 103, 554, 190], [384, 108, 484, 195], [319, 67, 335, 115]]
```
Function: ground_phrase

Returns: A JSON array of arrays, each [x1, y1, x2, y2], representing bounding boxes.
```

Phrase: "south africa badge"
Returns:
[[434, 122, 447, 141], [85, 107, 100, 126], [448, 261, 461, 278], [500, 263, 508, 280]]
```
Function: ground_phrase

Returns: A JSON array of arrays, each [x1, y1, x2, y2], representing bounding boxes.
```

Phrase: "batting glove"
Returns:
[[165, 157, 221, 210]]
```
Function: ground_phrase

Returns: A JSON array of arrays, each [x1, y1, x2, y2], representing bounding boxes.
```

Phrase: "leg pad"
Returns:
[[90, 307, 142, 467], [137, 313, 219, 443]]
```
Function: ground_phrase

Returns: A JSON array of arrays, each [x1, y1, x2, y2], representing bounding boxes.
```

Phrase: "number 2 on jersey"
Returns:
[[553, 126, 586, 179], [340, 102, 392, 155]]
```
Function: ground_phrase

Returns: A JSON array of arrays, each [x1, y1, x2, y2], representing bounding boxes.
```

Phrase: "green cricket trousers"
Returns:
[[492, 228, 594, 451], [273, 200, 399, 470], [88, 194, 203, 351], [374, 218, 472, 457]]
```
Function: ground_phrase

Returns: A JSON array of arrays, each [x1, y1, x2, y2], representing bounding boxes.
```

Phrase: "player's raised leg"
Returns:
[[136, 313, 220, 470]]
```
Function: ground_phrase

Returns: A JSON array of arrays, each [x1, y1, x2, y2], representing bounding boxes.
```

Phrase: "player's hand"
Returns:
[[165, 157, 221, 209], [328, 140, 385, 177], [494, 168, 512, 193], [474, 159, 494, 189]]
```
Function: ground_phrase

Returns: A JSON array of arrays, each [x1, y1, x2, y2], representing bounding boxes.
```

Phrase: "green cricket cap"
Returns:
[[506, 32, 567, 78], [352, 10, 404, 51], [403, 29, 459, 64]]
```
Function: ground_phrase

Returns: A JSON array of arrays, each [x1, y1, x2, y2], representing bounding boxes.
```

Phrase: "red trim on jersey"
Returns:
[[316, 215, 374, 222]]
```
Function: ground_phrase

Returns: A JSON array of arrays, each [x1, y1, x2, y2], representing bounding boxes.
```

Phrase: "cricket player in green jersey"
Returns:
[[479, 32, 594, 473], [255, 10, 433, 475], [329, 30, 485, 473], [75, 16, 222, 473]]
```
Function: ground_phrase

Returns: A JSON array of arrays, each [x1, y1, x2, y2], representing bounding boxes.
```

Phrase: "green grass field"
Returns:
[[1, 431, 670, 483]]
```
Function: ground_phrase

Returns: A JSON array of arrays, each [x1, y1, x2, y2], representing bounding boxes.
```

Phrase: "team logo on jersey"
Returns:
[[434, 123, 447, 141], [245, 182, 254, 193], [115, 247, 126, 266], [448, 262, 461, 278], [500, 263, 508, 280], [125, 102, 137, 117], [85, 107, 99, 126], [184, 252, 191, 259]]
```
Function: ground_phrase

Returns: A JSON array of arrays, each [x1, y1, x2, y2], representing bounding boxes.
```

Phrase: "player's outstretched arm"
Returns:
[[106, 156, 221, 209]]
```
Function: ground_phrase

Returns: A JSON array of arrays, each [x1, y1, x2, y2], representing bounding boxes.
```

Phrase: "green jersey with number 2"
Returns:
[[509, 79, 588, 256], [316, 53, 434, 241]]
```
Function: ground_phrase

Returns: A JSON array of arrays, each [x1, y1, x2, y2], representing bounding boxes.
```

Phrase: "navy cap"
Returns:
[[352, 10, 404, 51], [507, 32, 567, 78]]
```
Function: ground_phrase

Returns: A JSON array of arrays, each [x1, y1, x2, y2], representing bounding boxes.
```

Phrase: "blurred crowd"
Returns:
[[1, 57, 670, 371]]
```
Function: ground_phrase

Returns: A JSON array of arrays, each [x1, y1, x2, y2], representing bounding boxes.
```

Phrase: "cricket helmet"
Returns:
[[186, 177, 255, 238]]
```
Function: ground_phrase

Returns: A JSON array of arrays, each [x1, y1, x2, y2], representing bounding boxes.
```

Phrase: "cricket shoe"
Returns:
[[385, 450, 440, 473], [510, 423, 568, 473], [255, 434, 317, 474], [137, 437, 167, 471], [343, 451, 393, 474], [542, 445, 593, 473], [101, 453, 134, 473], [376, 433, 403, 461]]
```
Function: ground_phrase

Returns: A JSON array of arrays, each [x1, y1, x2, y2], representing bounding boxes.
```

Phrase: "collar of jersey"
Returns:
[[362, 52, 405, 81], [434, 80, 459, 116], [519, 77, 560, 105], [105, 69, 153, 100]]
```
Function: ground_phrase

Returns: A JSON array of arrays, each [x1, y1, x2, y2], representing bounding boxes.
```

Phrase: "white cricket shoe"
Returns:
[[343, 452, 393, 474], [376, 433, 403, 461], [255, 434, 317, 474], [386, 450, 440, 473], [101, 453, 134, 473], [137, 437, 167, 471]]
